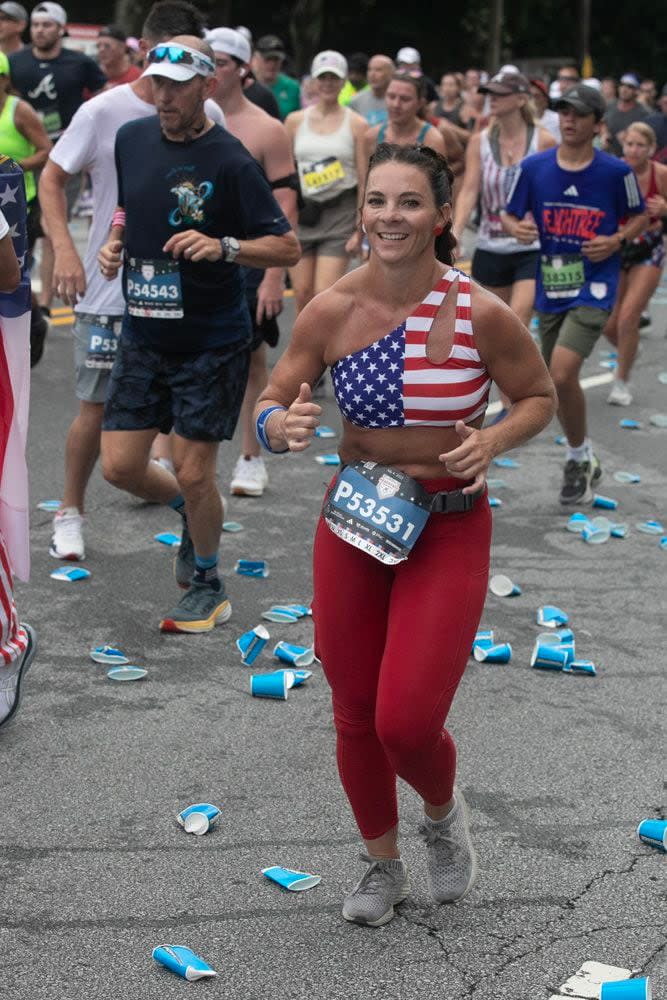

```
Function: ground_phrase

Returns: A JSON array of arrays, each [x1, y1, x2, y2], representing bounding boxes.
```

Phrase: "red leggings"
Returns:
[[313, 477, 491, 841]]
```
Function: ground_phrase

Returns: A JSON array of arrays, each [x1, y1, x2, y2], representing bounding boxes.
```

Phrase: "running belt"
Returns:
[[331, 268, 491, 428]]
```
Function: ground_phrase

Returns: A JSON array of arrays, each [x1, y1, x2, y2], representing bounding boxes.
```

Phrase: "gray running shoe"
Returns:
[[160, 581, 232, 634], [174, 520, 194, 589], [342, 852, 410, 927], [0, 623, 37, 729], [559, 455, 601, 505], [419, 790, 477, 904]]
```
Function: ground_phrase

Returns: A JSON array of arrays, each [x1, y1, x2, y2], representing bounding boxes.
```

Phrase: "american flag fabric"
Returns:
[[331, 268, 491, 428], [0, 156, 31, 583]]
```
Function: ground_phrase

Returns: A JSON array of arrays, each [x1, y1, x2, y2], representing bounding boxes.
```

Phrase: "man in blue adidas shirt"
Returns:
[[503, 84, 647, 505]]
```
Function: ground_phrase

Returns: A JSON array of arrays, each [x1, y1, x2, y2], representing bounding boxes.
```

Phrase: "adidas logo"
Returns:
[[563, 185, 579, 196]]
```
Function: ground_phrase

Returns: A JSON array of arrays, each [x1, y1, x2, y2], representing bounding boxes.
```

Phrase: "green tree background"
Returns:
[[69, 0, 666, 82]]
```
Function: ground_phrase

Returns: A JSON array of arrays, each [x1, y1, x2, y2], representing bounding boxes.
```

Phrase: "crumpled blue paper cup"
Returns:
[[600, 978, 651, 1000], [273, 642, 316, 668], [536, 606, 569, 628], [489, 574, 521, 597], [90, 645, 129, 665], [473, 642, 512, 664], [176, 803, 221, 836], [531, 641, 571, 671], [152, 945, 217, 981], [636, 818, 667, 851], [237, 625, 270, 665], [261, 865, 321, 891], [250, 670, 294, 700]]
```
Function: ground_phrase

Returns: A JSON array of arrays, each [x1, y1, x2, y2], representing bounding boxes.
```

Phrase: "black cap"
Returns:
[[255, 34, 285, 58], [478, 71, 531, 96], [98, 24, 126, 43], [554, 83, 606, 120]]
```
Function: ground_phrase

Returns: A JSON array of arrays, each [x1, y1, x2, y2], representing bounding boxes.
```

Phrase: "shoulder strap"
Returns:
[[416, 122, 431, 143], [378, 122, 386, 142]]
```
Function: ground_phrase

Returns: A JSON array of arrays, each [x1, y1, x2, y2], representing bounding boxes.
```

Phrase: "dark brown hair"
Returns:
[[366, 143, 456, 264]]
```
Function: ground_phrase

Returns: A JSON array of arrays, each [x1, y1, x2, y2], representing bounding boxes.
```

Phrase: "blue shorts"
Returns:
[[102, 336, 250, 442]]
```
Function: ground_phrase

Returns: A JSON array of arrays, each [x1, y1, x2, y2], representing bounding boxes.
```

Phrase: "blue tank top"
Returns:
[[378, 122, 431, 144]]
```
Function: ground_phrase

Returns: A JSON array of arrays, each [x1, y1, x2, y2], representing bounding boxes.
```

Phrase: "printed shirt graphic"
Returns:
[[114, 118, 291, 351], [9, 47, 107, 140], [505, 147, 644, 313]]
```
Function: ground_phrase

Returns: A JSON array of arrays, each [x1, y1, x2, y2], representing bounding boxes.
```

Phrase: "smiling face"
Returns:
[[362, 162, 449, 264], [314, 70, 344, 102], [488, 90, 525, 118]]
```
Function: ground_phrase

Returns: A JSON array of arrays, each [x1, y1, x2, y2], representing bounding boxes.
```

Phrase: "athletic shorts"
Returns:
[[537, 306, 609, 367], [102, 335, 251, 442], [472, 248, 540, 287], [73, 313, 123, 404], [26, 200, 41, 255], [246, 289, 280, 351], [298, 188, 358, 258], [31, 170, 81, 240]]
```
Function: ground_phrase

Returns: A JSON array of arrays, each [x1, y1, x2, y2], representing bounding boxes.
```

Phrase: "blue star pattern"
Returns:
[[331, 324, 406, 429], [0, 157, 30, 316]]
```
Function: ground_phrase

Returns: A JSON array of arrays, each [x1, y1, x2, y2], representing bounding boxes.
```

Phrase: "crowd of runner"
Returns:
[[0, 0, 664, 928]]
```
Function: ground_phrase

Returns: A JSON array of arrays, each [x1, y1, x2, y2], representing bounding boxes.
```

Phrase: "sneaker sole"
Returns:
[[49, 547, 85, 561], [159, 599, 232, 634], [342, 888, 410, 927], [0, 624, 37, 729], [560, 463, 601, 506], [230, 485, 265, 497]]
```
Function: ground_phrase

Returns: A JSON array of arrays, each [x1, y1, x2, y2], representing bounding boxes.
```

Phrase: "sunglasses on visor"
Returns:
[[147, 44, 214, 75]]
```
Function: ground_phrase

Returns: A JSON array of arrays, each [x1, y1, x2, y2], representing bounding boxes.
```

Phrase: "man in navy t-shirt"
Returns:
[[98, 36, 300, 635], [503, 84, 647, 506]]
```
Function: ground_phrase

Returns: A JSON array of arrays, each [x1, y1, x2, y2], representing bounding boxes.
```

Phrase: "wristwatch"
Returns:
[[220, 236, 241, 262]]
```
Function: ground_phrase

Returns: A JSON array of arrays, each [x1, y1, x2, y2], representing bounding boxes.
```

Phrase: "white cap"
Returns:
[[31, 1, 66, 24], [311, 49, 347, 79], [499, 63, 520, 74], [206, 27, 251, 64], [396, 46, 421, 66], [143, 42, 215, 82]]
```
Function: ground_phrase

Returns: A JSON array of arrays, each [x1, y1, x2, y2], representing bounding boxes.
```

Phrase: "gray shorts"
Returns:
[[73, 313, 123, 403], [298, 188, 358, 257], [537, 306, 609, 367]]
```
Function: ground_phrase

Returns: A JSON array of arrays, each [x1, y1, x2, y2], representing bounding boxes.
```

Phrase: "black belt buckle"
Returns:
[[430, 489, 479, 514]]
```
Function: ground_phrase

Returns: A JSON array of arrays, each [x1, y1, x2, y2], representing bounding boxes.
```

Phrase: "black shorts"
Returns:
[[246, 289, 280, 351], [102, 335, 251, 442], [26, 200, 41, 256], [472, 248, 539, 287]]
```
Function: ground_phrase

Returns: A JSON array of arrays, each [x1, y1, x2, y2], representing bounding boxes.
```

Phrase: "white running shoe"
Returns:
[[230, 456, 268, 497], [50, 507, 85, 560], [607, 380, 633, 407]]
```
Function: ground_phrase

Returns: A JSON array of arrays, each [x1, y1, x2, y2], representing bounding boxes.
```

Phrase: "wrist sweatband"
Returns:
[[256, 405, 289, 453], [111, 210, 126, 229]]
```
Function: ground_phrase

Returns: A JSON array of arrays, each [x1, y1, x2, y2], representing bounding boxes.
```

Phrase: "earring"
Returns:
[[361, 223, 367, 234], [433, 225, 444, 236]]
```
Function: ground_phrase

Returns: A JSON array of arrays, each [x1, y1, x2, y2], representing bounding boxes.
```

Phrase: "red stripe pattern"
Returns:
[[331, 268, 491, 428], [0, 530, 26, 665]]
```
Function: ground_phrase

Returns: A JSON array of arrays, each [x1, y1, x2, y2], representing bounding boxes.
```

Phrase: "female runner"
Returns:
[[285, 50, 368, 313], [255, 144, 555, 926], [365, 73, 447, 157], [452, 71, 556, 419], [604, 122, 667, 406]]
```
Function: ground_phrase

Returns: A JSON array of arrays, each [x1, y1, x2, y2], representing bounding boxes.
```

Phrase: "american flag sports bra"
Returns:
[[331, 268, 492, 428]]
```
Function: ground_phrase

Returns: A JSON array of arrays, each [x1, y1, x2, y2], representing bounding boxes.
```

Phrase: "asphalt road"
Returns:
[[2, 249, 666, 999]]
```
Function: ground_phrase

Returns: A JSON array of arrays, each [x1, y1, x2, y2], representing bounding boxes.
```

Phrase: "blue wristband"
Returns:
[[256, 405, 289, 453]]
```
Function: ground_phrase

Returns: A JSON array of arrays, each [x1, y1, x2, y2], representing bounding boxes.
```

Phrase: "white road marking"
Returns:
[[486, 372, 614, 416]]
